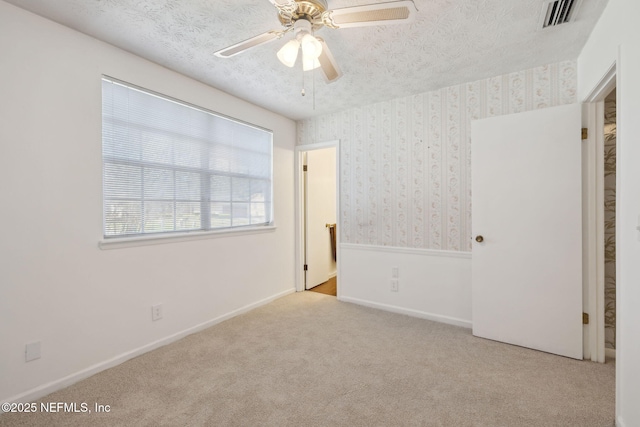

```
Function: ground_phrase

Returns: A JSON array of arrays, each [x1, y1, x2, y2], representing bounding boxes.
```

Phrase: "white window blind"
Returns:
[[101, 77, 273, 238]]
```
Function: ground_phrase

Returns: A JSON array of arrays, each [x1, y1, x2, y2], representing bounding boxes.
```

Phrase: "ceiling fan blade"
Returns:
[[322, 0, 417, 29], [266, 0, 298, 15], [266, 0, 296, 7], [214, 30, 284, 58], [316, 38, 342, 83]]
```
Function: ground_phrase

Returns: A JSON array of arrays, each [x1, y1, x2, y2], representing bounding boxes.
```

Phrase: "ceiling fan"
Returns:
[[214, 0, 417, 84]]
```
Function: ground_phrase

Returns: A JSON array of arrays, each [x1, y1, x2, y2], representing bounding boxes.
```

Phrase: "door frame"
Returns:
[[294, 140, 340, 295], [582, 62, 616, 363]]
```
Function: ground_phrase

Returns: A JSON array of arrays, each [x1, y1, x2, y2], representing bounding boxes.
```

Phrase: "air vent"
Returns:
[[540, 0, 582, 28]]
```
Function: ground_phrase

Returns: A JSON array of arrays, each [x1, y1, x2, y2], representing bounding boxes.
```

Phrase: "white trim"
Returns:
[[583, 101, 598, 361], [582, 61, 616, 363], [295, 141, 340, 294], [295, 149, 305, 292], [596, 98, 607, 365], [340, 243, 472, 259], [617, 416, 626, 427], [605, 348, 616, 359], [340, 296, 472, 329], [591, 101, 605, 363], [296, 140, 339, 151], [613, 47, 622, 423], [4, 288, 295, 404], [99, 225, 277, 250], [582, 62, 617, 103]]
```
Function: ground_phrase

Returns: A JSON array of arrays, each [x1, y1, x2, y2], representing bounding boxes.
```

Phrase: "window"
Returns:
[[101, 77, 273, 239]]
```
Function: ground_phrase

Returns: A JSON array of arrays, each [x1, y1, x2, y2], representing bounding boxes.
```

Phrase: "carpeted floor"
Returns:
[[0, 292, 615, 427]]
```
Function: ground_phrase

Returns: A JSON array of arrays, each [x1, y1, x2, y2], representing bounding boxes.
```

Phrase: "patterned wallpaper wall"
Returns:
[[298, 60, 577, 251], [604, 93, 616, 350]]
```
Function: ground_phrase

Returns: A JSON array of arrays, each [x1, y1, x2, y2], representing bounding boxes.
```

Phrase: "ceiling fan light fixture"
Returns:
[[300, 33, 322, 58], [277, 39, 300, 67], [302, 55, 321, 71]]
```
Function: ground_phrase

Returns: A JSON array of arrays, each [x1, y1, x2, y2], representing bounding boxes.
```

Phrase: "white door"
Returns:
[[305, 147, 337, 289], [471, 104, 583, 359]]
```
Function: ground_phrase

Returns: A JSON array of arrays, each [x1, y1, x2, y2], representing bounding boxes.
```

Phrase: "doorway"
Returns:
[[603, 88, 616, 359], [295, 141, 340, 296], [582, 64, 616, 363]]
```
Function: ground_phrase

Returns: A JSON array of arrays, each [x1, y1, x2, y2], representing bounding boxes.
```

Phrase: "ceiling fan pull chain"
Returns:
[[312, 29, 316, 109]]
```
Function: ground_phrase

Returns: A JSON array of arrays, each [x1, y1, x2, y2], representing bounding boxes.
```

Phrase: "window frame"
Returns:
[[100, 76, 275, 248]]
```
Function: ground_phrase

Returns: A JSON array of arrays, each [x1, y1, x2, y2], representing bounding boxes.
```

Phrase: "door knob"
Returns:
[[475, 235, 484, 243]]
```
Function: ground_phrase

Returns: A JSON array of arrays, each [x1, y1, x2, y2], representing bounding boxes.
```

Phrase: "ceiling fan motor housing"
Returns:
[[293, 19, 314, 39], [278, 0, 328, 30]]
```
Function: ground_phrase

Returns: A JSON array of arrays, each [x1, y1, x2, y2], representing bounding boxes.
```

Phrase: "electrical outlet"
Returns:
[[152, 304, 163, 321], [392, 267, 399, 278], [25, 341, 41, 362], [390, 279, 399, 292]]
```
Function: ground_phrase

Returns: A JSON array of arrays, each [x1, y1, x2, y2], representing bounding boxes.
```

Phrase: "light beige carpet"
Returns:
[[0, 292, 615, 426]]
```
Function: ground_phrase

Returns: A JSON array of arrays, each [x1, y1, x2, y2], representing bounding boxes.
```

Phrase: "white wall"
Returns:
[[340, 245, 471, 328], [0, 2, 296, 403], [578, 1, 640, 425], [299, 61, 577, 326]]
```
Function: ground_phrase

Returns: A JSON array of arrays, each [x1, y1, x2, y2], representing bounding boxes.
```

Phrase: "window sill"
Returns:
[[98, 225, 277, 250]]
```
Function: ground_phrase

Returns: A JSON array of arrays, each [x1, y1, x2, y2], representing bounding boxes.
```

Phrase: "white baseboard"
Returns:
[[5, 288, 295, 404], [617, 416, 625, 427], [339, 296, 472, 329], [339, 244, 472, 329], [605, 348, 616, 359]]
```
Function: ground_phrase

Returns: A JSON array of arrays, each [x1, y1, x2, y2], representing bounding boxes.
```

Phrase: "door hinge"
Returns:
[[581, 128, 588, 140], [583, 312, 589, 325], [303, 165, 308, 171], [303, 264, 308, 271]]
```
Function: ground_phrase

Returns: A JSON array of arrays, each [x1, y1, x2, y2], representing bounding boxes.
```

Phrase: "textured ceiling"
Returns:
[[6, 0, 608, 120]]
